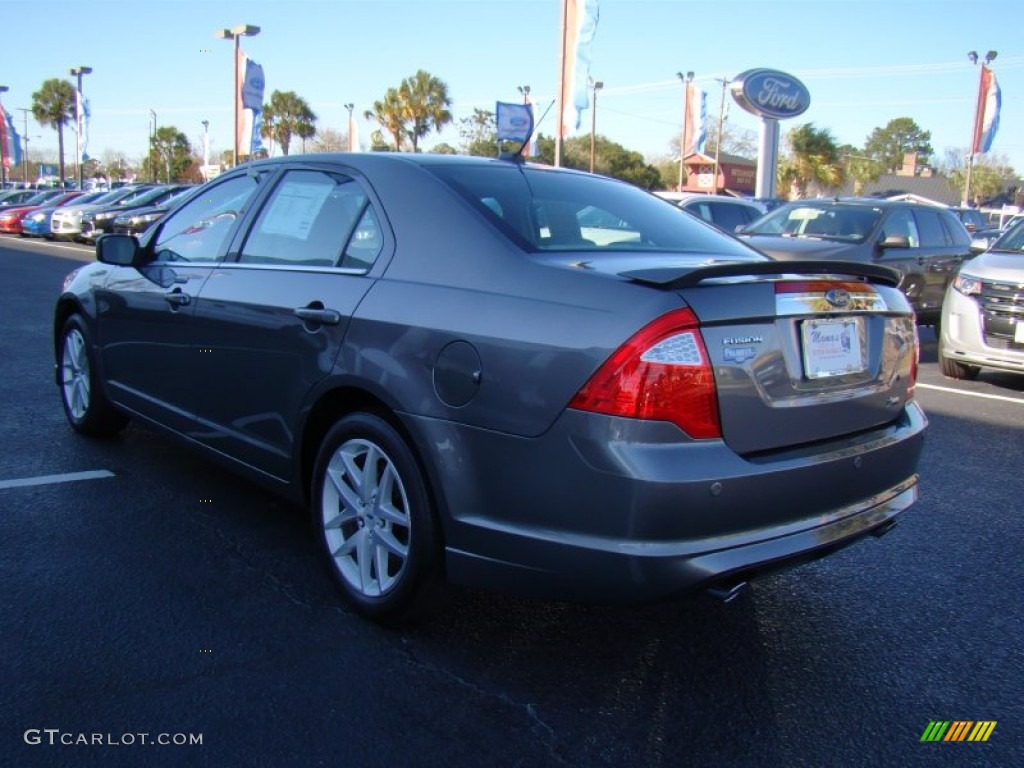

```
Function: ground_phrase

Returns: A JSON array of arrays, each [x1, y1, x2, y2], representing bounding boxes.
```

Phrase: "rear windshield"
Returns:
[[745, 203, 882, 243], [426, 163, 763, 259]]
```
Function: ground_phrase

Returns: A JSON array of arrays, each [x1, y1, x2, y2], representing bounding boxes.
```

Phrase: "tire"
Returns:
[[312, 412, 443, 625], [58, 315, 129, 437], [938, 336, 980, 380]]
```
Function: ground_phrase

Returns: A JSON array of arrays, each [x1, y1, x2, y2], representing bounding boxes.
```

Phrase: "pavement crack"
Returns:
[[397, 643, 568, 766]]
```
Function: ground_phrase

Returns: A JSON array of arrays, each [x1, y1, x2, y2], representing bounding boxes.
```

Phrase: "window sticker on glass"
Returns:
[[258, 181, 334, 238]]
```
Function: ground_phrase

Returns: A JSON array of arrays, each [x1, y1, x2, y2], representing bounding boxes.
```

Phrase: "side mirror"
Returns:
[[96, 233, 140, 266], [969, 237, 989, 253], [879, 234, 910, 249]]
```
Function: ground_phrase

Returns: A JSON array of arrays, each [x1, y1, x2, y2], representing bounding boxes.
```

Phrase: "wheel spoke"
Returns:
[[357, 527, 374, 591], [374, 543, 392, 590], [326, 466, 362, 521], [375, 528, 408, 558], [332, 526, 363, 559]]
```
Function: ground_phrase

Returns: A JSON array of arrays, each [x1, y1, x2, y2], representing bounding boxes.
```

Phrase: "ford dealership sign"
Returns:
[[731, 69, 810, 120]]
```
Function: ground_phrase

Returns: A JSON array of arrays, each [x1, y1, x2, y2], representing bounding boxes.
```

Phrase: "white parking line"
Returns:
[[0, 470, 115, 490], [918, 382, 1024, 405]]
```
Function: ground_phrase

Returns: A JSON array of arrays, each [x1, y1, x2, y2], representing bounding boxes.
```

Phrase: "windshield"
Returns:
[[427, 163, 762, 259], [87, 187, 148, 207], [990, 219, 1024, 252], [743, 203, 882, 243]]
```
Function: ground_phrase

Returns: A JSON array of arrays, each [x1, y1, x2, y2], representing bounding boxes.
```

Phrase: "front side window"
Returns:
[[240, 169, 376, 268], [881, 208, 920, 248], [153, 174, 262, 263]]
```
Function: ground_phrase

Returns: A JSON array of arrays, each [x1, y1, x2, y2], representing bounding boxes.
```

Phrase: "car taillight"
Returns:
[[569, 307, 721, 439]]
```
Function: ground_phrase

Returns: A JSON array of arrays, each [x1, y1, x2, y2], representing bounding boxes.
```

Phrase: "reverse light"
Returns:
[[906, 324, 920, 403], [953, 273, 982, 296], [569, 307, 721, 439]]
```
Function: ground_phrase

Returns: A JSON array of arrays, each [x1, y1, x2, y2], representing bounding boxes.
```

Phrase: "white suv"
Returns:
[[939, 219, 1024, 379]]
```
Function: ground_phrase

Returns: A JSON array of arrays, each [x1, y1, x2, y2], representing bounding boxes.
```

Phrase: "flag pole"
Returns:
[[555, 0, 568, 167], [964, 64, 987, 206]]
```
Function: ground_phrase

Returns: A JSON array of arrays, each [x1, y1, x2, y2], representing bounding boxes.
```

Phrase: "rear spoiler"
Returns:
[[620, 260, 901, 289]]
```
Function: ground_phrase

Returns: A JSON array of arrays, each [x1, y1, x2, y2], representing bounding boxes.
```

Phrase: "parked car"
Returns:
[[951, 206, 987, 233], [670, 193, 765, 233], [21, 191, 110, 238], [80, 184, 190, 241], [738, 198, 973, 326], [55, 153, 926, 624], [939, 218, 1024, 379], [0, 188, 63, 210], [51, 185, 154, 240], [110, 186, 196, 236], [0, 191, 84, 234]]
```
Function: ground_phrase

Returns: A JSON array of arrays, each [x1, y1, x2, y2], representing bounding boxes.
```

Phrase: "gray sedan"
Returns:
[[54, 153, 926, 624]]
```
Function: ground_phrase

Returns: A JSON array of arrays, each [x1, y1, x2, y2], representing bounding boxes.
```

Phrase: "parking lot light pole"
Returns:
[[215, 24, 261, 167], [344, 103, 354, 152], [149, 109, 157, 183], [589, 79, 603, 174], [676, 71, 693, 191], [69, 67, 92, 190]]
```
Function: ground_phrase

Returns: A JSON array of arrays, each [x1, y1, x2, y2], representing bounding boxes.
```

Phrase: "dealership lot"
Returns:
[[2, 238, 1022, 767]]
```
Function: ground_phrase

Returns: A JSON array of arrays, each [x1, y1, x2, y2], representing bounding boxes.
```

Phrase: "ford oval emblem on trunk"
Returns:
[[825, 289, 851, 308], [731, 69, 811, 120]]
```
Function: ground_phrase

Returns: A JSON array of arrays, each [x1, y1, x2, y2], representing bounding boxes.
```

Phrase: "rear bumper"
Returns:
[[412, 402, 927, 602]]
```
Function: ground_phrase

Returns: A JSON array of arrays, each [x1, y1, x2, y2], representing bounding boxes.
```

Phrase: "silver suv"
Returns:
[[939, 218, 1024, 379]]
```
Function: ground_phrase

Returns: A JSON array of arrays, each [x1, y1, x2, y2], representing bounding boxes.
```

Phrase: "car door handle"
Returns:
[[164, 291, 191, 307], [293, 307, 341, 325]]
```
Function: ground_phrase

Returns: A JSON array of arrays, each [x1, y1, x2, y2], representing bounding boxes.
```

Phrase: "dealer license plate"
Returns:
[[801, 317, 865, 379]]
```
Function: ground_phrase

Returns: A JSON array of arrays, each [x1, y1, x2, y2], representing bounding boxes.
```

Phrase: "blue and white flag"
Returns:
[[560, 0, 600, 136], [695, 90, 707, 155], [496, 101, 535, 144], [82, 98, 91, 161], [237, 48, 265, 157]]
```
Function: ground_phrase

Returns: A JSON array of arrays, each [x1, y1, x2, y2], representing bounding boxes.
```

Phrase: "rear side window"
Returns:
[[426, 163, 761, 259], [939, 210, 972, 247], [913, 208, 948, 247], [241, 169, 377, 268]]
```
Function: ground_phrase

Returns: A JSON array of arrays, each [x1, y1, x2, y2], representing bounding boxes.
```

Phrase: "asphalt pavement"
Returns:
[[1, 237, 1021, 767]]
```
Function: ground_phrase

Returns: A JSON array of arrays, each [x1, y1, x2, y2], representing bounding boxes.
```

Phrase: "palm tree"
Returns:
[[399, 70, 453, 153], [365, 70, 453, 153], [32, 78, 75, 183], [259, 90, 317, 156], [779, 123, 844, 199], [364, 88, 406, 151]]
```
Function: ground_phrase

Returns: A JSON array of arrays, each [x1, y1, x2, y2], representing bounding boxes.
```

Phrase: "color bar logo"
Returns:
[[920, 721, 997, 742]]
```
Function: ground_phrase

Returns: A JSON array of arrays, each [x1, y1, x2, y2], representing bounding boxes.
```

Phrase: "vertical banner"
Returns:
[[82, 98, 91, 161], [695, 90, 708, 155], [973, 65, 1001, 154], [559, 0, 600, 138], [0, 104, 20, 169], [237, 48, 266, 156], [75, 87, 83, 168]]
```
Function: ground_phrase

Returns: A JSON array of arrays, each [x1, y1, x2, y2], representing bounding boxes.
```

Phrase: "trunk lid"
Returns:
[[622, 260, 917, 454]]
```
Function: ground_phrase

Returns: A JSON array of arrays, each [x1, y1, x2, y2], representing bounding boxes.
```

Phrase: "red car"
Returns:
[[0, 191, 83, 235]]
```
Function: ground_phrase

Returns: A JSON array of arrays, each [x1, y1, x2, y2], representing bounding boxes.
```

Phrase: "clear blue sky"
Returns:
[[3, 0, 1023, 175]]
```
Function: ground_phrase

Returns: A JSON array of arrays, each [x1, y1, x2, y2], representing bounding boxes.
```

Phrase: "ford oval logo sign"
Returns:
[[731, 69, 810, 120]]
